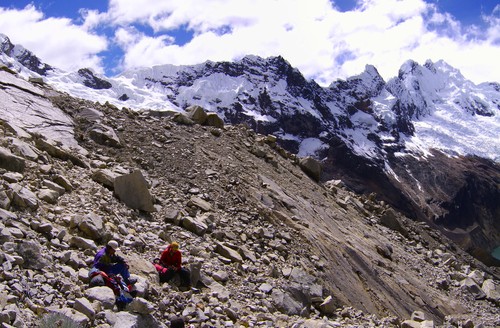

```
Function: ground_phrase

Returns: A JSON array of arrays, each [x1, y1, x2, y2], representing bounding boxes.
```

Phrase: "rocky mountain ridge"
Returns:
[[47, 52, 500, 267], [0, 66, 499, 327]]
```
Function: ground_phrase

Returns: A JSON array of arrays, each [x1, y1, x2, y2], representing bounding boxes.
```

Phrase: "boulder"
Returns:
[[78, 213, 105, 241], [401, 320, 422, 328], [298, 156, 322, 182], [16, 240, 48, 270], [88, 124, 122, 148], [379, 209, 409, 237], [188, 196, 212, 212], [411, 311, 426, 322], [74, 297, 95, 320], [460, 277, 486, 299], [42, 180, 66, 195], [271, 288, 305, 316], [34, 137, 88, 168], [189, 262, 202, 288], [69, 236, 97, 251], [0, 208, 16, 221], [0, 191, 11, 210], [172, 113, 195, 125], [92, 169, 119, 190], [205, 112, 224, 128], [128, 298, 155, 314], [9, 183, 38, 209], [37, 188, 59, 204], [84, 286, 116, 309], [0, 147, 25, 172], [238, 245, 257, 263], [215, 242, 243, 263], [185, 105, 207, 124], [199, 275, 230, 301], [114, 170, 155, 212], [482, 279, 500, 303], [8, 137, 39, 161], [181, 216, 208, 236], [126, 254, 159, 285], [53, 174, 74, 191]]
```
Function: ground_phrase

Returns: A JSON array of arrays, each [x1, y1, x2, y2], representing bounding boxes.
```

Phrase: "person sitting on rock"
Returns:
[[157, 241, 191, 287], [92, 240, 136, 285]]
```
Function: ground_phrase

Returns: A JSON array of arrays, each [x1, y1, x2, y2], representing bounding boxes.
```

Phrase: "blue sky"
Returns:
[[0, 0, 499, 85]]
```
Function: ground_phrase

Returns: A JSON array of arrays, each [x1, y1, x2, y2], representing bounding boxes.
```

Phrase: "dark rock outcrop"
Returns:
[[78, 68, 112, 90]]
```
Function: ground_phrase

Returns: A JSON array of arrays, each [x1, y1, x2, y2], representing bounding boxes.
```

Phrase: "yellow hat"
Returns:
[[171, 241, 179, 249]]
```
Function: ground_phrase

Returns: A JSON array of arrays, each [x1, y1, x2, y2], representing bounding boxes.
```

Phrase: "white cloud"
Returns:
[[1, 0, 499, 85], [0, 5, 107, 72], [98, 0, 499, 84]]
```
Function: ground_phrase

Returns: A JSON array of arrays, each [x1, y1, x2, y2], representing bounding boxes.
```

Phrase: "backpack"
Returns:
[[153, 258, 171, 283], [89, 268, 135, 310]]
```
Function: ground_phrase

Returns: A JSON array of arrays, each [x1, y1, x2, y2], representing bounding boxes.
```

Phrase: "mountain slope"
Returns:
[[0, 69, 499, 327], [1, 34, 499, 266]]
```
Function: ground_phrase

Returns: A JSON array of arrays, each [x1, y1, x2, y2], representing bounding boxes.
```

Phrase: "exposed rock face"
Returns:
[[77, 68, 112, 90], [387, 152, 500, 266], [0, 34, 53, 75], [0, 71, 498, 327]]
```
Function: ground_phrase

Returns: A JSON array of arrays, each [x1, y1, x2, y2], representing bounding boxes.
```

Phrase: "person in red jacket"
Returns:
[[158, 241, 191, 287]]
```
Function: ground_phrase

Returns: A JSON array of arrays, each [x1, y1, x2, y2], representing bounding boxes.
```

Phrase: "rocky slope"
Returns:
[[1, 34, 499, 267], [0, 67, 499, 327]]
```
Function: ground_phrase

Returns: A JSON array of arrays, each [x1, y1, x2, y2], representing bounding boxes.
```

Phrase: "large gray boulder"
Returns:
[[84, 286, 115, 309], [205, 112, 224, 128], [74, 297, 96, 321], [92, 169, 119, 190], [37, 188, 59, 204], [271, 287, 305, 316], [75, 213, 105, 241], [298, 156, 322, 182], [172, 113, 195, 125], [34, 137, 88, 168], [482, 279, 500, 303], [8, 137, 39, 161], [181, 216, 208, 236], [9, 183, 38, 209], [185, 105, 207, 124], [379, 208, 409, 237], [126, 254, 159, 285], [215, 242, 243, 263], [16, 240, 48, 270], [69, 236, 97, 250], [114, 170, 155, 212], [88, 124, 122, 148]]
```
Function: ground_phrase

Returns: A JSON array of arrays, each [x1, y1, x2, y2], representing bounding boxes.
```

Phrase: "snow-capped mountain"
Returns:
[[0, 34, 52, 76], [1, 34, 499, 265]]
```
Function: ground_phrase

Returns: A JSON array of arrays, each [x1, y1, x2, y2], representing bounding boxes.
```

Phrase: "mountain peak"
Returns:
[[0, 33, 14, 56], [0, 34, 52, 76]]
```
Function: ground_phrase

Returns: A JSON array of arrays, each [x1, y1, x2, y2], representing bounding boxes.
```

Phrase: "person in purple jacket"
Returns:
[[92, 240, 136, 285]]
